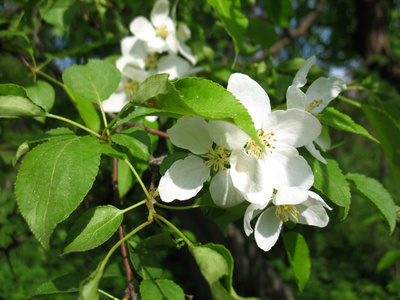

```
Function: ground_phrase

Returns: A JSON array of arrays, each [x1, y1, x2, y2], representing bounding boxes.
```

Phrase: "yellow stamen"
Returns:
[[275, 205, 299, 222]]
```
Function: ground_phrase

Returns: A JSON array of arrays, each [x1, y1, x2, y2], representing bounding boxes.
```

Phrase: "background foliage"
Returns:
[[1, 0, 400, 299]]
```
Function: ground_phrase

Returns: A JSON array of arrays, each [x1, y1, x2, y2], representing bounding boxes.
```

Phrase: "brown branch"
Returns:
[[250, 0, 326, 63]]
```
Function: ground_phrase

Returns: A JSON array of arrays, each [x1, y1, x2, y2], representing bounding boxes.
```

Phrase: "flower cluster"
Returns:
[[103, 0, 200, 113], [158, 56, 347, 251]]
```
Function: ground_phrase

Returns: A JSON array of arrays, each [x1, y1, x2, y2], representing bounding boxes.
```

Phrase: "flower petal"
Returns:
[[230, 148, 264, 194], [208, 120, 248, 149], [244, 202, 266, 236], [129, 16, 156, 41], [210, 170, 245, 207], [294, 194, 330, 227], [306, 76, 347, 113], [158, 155, 210, 202], [178, 41, 196, 64], [292, 56, 315, 88], [151, 0, 170, 27], [305, 142, 327, 164], [254, 207, 283, 251], [314, 126, 331, 150], [167, 116, 212, 154], [286, 85, 307, 110], [262, 109, 321, 148], [102, 91, 128, 113], [120, 36, 148, 61], [157, 55, 190, 80], [116, 56, 145, 74], [227, 73, 271, 129], [273, 186, 309, 206]]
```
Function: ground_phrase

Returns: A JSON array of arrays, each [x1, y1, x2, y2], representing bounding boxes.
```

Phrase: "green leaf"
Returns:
[[140, 279, 185, 300], [28, 273, 86, 299], [302, 151, 351, 217], [131, 73, 172, 105], [40, 0, 79, 36], [173, 77, 259, 145], [346, 173, 396, 233], [264, 0, 294, 27], [246, 18, 277, 49], [111, 127, 151, 161], [15, 135, 101, 249], [0, 84, 46, 118], [376, 250, 400, 272], [207, 0, 248, 62], [362, 104, 400, 184], [25, 80, 55, 112], [63, 59, 121, 104], [79, 262, 103, 300], [0, 29, 30, 43], [321, 107, 378, 143], [282, 231, 310, 292], [13, 127, 75, 166], [128, 244, 163, 280], [64, 205, 123, 253]]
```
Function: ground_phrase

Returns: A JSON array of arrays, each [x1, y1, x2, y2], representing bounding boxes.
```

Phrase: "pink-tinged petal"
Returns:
[[102, 91, 128, 113], [294, 194, 330, 227], [244, 203, 266, 236], [158, 155, 210, 202], [208, 120, 248, 149], [151, 0, 170, 27], [273, 186, 309, 206], [129, 17, 156, 41], [292, 56, 315, 88], [227, 73, 271, 129], [305, 142, 327, 164], [263, 152, 314, 190], [167, 116, 212, 154], [210, 170, 245, 207], [157, 55, 190, 79], [286, 85, 307, 110], [254, 207, 283, 252], [262, 109, 321, 148], [306, 76, 347, 113], [230, 148, 264, 194], [177, 41, 196, 64]]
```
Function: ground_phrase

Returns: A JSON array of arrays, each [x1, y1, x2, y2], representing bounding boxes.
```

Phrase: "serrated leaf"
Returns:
[[362, 104, 400, 184], [140, 279, 185, 300], [346, 173, 396, 233], [321, 107, 378, 143], [64, 205, 123, 253], [63, 59, 121, 104], [207, 0, 248, 62], [0, 84, 46, 118], [111, 127, 150, 161], [302, 151, 351, 217], [282, 231, 310, 292], [246, 18, 277, 49], [15, 135, 101, 249], [28, 273, 86, 299], [131, 73, 172, 105]]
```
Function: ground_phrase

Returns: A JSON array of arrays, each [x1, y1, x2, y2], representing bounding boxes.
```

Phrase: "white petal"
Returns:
[[167, 116, 212, 154], [244, 202, 266, 236], [129, 17, 156, 41], [229, 148, 264, 193], [305, 142, 327, 164], [116, 56, 145, 74], [146, 38, 168, 53], [314, 126, 331, 150], [151, 0, 170, 27], [286, 85, 307, 110], [263, 152, 314, 190], [208, 120, 248, 149], [178, 41, 196, 64], [294, 194, 330, 227], [308, 191, 332, 210], [166, 34, 179, 54], [306, 76, 347, 113], [292, 56, 315, 88], [120, 63, 149, 83], [227, 73, 271, 129], [262, 109, 321, 148], [158, 155, 210, 202], [157, 55, 190, 80], [102, 91, 128, 113], [210, 170, 245, 207], [273, 186, 309, 206], [254, 207, 283, 252], [241, 184, 273, 205], [177, 23, 191, 41]]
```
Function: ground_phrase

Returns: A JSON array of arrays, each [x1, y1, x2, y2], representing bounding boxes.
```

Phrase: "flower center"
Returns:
[[201, 145, 231, 173], [155, 24, 169, 39], [123, 80, 139, 99], [306, 99, 323, 120], [275, 205, 299, 222], [245, 130, 277, 159], [145, 53, 158, 69]]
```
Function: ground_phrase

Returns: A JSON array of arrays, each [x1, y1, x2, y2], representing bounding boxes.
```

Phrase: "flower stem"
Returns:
[[154, 213, 193, 247], [98, 289, 120, 300], [104, 103, 135, 137], [122, 158, 151, 200], [155, 202, 202, 210], [120, 199, 147, 214], [45, 113, 102, 138], [337, 95, 362, 108]]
